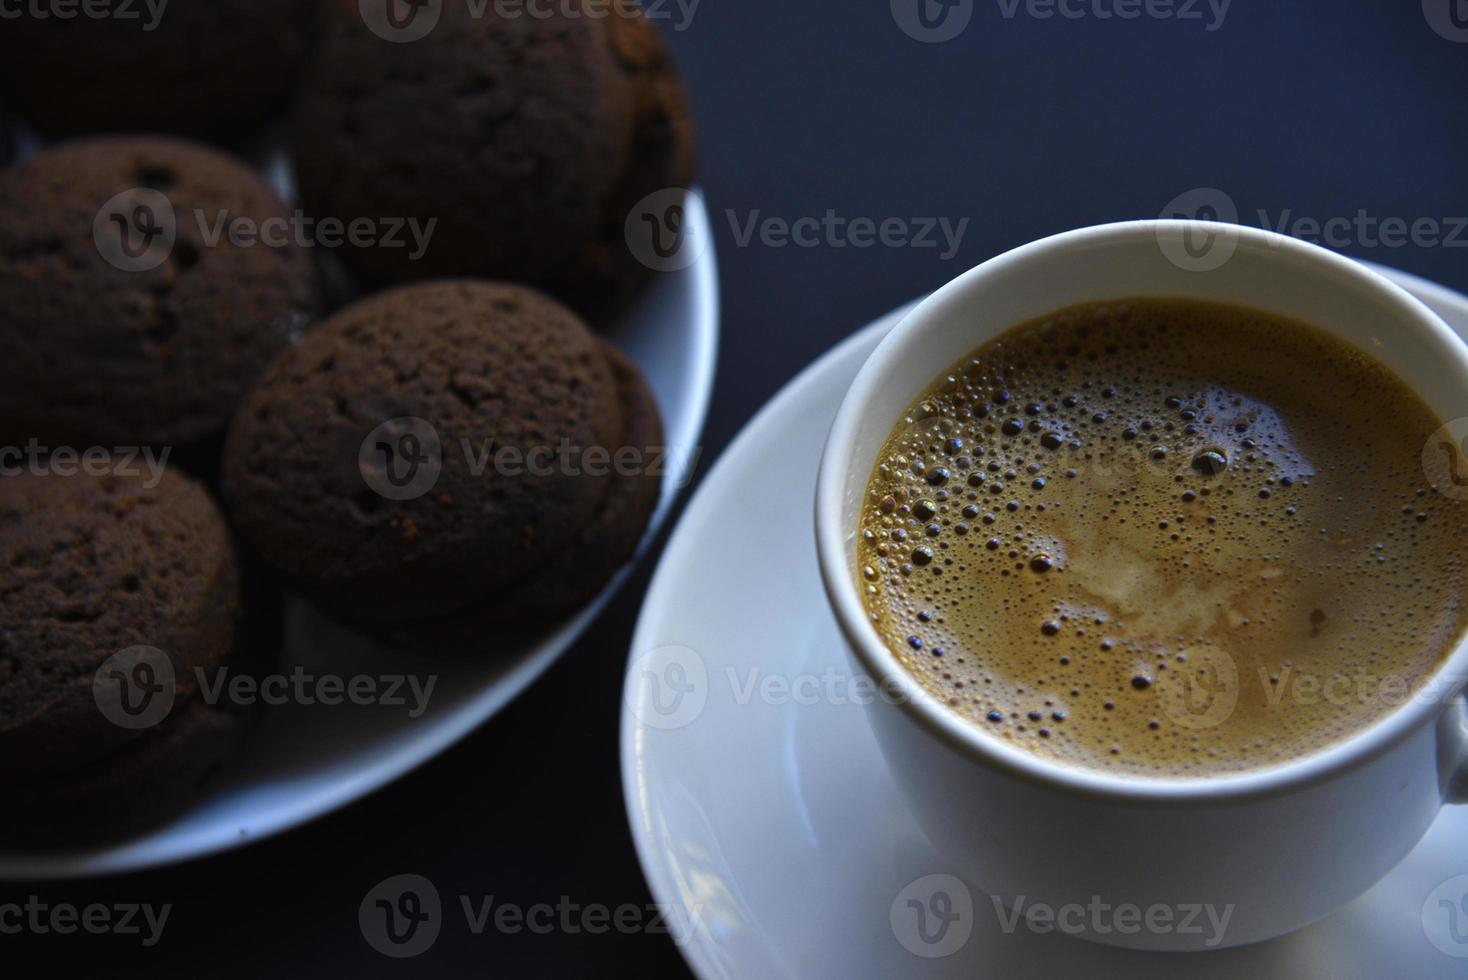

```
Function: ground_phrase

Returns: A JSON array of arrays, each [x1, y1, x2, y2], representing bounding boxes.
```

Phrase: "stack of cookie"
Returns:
[[0, 1, 695, 845]]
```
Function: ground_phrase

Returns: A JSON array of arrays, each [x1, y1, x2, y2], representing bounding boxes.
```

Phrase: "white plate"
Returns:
[[0, 192, 720, 881], [621, 262, 1468, 980]]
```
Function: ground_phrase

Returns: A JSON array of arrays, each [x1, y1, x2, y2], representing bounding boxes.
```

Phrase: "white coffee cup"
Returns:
[[815, 220, 1468, 951]]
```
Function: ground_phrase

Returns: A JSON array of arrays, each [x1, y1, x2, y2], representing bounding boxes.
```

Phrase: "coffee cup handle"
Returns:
[[1448, 693, 1468, 805]]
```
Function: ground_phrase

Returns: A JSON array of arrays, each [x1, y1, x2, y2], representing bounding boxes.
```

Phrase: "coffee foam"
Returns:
[[858, 298, 1468, 777]]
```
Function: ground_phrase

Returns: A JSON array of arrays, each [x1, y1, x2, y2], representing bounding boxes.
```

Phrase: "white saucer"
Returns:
[[621, 262, 1468, 979], [0, 193, 720, 881]]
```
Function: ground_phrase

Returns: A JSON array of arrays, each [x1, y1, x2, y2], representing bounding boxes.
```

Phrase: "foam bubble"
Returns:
[[857, 298, 1468, 777]]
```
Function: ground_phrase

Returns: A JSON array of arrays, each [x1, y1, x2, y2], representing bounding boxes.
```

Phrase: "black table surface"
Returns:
[[10, 3, 1468, 977]]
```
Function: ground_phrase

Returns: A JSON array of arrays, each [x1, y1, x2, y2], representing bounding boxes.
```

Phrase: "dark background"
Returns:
[[6, 2, 1467, 976]]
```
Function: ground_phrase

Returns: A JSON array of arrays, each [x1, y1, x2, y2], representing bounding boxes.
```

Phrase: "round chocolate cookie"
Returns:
[[0, 0, 318, 143], [290, 2, 695, 321], [0, 466, 243, 786], [222, 280, 663, 625], [0, 137, 322, 452]]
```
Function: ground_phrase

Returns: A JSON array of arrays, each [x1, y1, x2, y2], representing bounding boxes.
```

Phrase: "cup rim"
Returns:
[[815, 219, 1468, 804]]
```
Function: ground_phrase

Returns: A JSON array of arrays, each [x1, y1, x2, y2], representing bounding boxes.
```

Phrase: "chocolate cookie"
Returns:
[[0, 137, 322, 452], [290, 2, 695, 321], [222, 280, 663, 625], [0, 0, 318, 143], [0, 466, 243, 785]]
